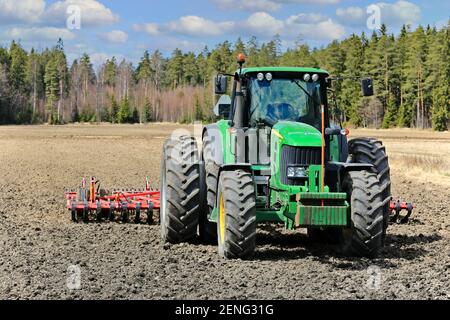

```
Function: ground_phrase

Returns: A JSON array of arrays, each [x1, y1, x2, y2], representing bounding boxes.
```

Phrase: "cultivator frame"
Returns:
[[65, 177, 160, 223]]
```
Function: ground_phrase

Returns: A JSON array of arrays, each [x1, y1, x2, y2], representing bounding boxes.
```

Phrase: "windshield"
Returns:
[[248, 78, 322, 130]]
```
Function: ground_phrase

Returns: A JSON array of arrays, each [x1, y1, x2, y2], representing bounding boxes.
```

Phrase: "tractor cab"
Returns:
[[215, 67, 329, 131], [214, 67, 331, 169], [243, 68, 326, 131]]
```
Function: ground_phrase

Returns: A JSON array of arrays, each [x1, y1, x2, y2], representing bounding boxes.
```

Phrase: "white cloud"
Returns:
[[286, 13, 328, 24], [44, 0, 119, 27], [336, 1, 421, 28], [214, 0, 340, 12], [375, 0, 421, 26], [304, 19, 346, 40], [286, 15, 345, 40], [133, 23, 160, 36], [98, 30, 128, 44], [238, 12, 285, 36], [134, 16, 234, 37], [0, 0, 46, 25], [135, 12, 345, 41], [1, 27, 75, 41], [166, 16, 234, 37], [213, 0, 281, 12], [336, 7, 366, 26]]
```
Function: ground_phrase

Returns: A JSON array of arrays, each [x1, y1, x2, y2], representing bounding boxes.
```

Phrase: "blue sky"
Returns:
[[0, 0, 448, 67]]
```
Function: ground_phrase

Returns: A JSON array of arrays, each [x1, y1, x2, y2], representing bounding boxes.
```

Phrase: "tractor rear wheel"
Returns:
[[349, 138, 391, 241], [339, 170, 385, 257], [217, 170, 256, 259], [160, 135, 201, 244]]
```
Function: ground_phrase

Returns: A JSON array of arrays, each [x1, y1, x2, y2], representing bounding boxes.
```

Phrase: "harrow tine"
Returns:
[[83, 200, 89, 223], [390, 200, 400, 223], [96, 200, 102, 222], [147, 201, 154, 224], [390, 200, 414, 224], [121, 202, 129, 223], [109, 202, 115, 222], [399, 203, 414, 224], [71, 202, 78, 223], [135, 202, 141, 224]]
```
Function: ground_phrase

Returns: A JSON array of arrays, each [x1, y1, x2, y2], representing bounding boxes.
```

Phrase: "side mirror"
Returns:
[[214, 75, 228, 95], [214, 95, 231, 119], [326, 78, 333, 88], [361, 78, 374, 97]]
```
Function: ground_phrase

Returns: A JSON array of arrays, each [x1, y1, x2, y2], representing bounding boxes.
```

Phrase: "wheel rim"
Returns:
[[219, 193, 225, 244]]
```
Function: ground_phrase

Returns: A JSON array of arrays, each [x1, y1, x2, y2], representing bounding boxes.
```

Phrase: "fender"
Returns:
[[202, 124, 224, 165], [328, 162, 373, 172], [219, 163, 252, 175], [326, 162, 374, 192]]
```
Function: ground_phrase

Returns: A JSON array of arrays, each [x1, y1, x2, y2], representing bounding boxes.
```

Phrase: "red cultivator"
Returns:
[[65, 177, 160, 223], [65, 177, 412, 226], [389, 200, 414, 224]]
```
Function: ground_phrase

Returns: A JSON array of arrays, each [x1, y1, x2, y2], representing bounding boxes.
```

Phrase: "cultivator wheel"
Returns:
[[65, 177, 160, 224]]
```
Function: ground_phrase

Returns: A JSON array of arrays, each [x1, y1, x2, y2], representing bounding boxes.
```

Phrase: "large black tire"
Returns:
[[217, 170, 256, 259], [198, 134, 218, 243], [349, 138, 391, 239], [339, 171, 385, 257], [160, 135, 200, 244]]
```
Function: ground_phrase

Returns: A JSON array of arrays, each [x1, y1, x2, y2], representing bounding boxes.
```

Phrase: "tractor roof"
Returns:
[[241, 66, 329, 76]]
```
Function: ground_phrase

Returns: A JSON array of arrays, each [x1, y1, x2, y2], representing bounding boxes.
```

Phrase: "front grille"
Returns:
[[280, 146, 321, 185]]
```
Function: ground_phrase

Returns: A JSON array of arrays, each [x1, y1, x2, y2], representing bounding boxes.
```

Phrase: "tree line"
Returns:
[[0, 23, 448, 130]]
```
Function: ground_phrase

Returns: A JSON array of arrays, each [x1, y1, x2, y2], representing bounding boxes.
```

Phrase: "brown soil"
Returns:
[[0, 124, 448, 300]]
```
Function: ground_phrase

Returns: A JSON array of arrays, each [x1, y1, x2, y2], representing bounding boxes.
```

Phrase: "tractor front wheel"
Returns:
[[160, 135, 201, 244], [339, 170, 385, 258], [217, 170, 256, 259], [349, 138, 391, 241]]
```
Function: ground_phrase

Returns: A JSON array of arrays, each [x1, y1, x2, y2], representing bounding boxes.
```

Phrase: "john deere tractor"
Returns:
[[160, 55, 391, 259]]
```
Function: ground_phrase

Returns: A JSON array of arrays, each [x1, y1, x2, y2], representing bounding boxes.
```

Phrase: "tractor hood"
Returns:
[[272, 121, 322, 147]]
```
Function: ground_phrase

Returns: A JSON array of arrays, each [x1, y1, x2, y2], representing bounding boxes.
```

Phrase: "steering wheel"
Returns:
[[265, 103, 299, 126]]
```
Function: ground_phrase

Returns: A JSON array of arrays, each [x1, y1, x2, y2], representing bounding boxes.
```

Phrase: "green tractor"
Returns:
[[160, 55, 391, 259]]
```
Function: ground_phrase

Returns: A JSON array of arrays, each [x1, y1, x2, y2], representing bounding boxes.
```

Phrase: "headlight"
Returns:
[[287, 166, 309, 179]]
